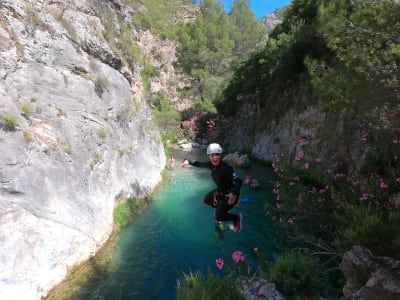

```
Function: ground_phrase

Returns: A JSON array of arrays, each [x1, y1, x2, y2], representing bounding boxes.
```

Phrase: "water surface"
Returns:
[[72, 151, 279, 299]]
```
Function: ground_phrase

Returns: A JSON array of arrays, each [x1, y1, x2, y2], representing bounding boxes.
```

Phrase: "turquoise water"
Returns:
[[71, 152, 280, 299]]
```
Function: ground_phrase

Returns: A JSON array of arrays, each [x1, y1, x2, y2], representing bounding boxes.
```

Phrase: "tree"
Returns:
[[306, 0, 400, 115], [229, 0, 266, 57]]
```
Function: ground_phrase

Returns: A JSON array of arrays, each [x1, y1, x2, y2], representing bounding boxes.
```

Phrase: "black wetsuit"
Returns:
[[188, 159, 242, 223]]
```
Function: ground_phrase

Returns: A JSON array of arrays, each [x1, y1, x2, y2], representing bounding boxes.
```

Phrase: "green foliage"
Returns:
[[19, 103, 32, 116], [176, 271, 242, 300], [141, 64, 160, 92], [97, 128, 107, 138], [176, 0, 265, 113], [0, 112, 18, 130], [123, 0, 188, 39], [268, 251, 321, 298], [229, 0, 266, 57], [64, 144, 73, 155], [305, 0, 400, 115], [153, 107, 182, 144], [334, 204, 400, 259], [219, 0, 325, 117], [113, 199, 143, 228]]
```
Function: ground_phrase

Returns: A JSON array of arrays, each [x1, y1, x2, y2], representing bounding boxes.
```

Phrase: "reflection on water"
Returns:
[[70, 150, 280, 300]]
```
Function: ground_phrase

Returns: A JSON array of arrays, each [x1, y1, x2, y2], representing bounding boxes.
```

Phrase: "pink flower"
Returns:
[[334, 173, 346, 179], [359, 193, 370, 202], [304, 162, 310, 169], [380, 181, 389, 189], [232, 251, 244, 263], [299, 138, 309, 147], [253, 247, 259, 254], [295, 151, 305, 161], [314, 157, 322, 163], [215, 258, 224, 270]]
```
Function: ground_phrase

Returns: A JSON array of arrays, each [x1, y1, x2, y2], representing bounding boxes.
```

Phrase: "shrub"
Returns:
[[19, 103, 32, 116], [334, 203, 400, 259], [113, 199, 145, 228], [176, 271, 242, 300], [268, 251, 321, 298], [0, 112, 18, 130], [97, 128, 107, 138]]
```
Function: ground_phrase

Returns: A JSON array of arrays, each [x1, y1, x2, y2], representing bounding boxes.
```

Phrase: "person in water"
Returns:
[[181, 143, 243, 233], [168, 154, 176, 169]]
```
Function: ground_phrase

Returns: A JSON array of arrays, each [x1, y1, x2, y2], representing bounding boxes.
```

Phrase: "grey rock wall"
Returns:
[[0, 0, 165, 299]]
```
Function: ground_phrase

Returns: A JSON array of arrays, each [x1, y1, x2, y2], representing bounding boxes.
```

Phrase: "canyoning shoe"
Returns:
[[215, 223, 224, 239], [235, 213, 243, 233], [218, 222, 224, 231]]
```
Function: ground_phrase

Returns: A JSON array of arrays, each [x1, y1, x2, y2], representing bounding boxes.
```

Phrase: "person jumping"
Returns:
[[181, 143, 243, 233]]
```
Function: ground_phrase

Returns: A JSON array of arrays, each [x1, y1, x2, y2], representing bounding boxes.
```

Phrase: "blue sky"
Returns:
[[222, 0, 292, 18]]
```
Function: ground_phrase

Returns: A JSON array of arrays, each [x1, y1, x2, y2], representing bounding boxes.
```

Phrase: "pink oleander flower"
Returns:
[[396, 178, 400, 183], [215, 258, 224, 270], [361, 133, 368, 141], [334, 173, 346, 179], [299, 138, 309, 147], [380, 181, 389, 189], [295, 151, 305, 160], [314, 157, 322, 163], [253, 247, 259, 254], [232, 251, 244, 263], [304, 162, 310, 169], [359, 193, 370, 202]]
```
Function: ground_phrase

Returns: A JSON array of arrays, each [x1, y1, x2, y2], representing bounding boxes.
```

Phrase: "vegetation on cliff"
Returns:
[[173, 0, 400, 297]]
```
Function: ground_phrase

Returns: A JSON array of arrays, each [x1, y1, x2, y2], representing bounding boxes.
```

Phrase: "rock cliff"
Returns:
[[0, 0, 171, 298]]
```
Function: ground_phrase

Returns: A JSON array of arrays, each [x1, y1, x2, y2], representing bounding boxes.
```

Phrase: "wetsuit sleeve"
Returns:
[[188, 159, 210, 168]]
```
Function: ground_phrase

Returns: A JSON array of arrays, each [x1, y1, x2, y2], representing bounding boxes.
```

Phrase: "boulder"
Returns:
[[223, 151, 250, 168], [340, 246, 400, 299]]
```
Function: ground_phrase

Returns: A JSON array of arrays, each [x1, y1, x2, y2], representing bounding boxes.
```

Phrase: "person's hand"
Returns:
[[181, 159, 189, 168], [226, 192, 237, 205]]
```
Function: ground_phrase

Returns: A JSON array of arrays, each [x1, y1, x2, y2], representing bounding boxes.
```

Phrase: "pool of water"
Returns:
[[70, 151, 280, 299]]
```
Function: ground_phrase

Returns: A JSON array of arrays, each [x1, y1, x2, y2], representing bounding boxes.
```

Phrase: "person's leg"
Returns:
[[214, 196, 237, 222], [214, 195, 243, 233]]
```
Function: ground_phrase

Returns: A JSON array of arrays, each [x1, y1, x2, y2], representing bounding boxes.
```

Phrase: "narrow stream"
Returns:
[[70, 150, 280, 299]]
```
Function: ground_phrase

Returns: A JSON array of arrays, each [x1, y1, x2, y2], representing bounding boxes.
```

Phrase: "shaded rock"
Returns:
[[238, 278, 286, 300], [340, 246, 400, 299], [223, 151, 250, 168]]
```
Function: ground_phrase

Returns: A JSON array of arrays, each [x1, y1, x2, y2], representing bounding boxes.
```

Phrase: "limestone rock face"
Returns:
[[0, 0, 166, 299], [223, 151, 250, 168], [340, 246, 400, 299]]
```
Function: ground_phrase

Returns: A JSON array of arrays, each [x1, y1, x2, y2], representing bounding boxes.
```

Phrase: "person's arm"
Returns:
[[181, 159, 209, 168]]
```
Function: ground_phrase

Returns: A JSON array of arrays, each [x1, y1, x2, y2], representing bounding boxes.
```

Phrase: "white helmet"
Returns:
[[207, 143, 223, 155]]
